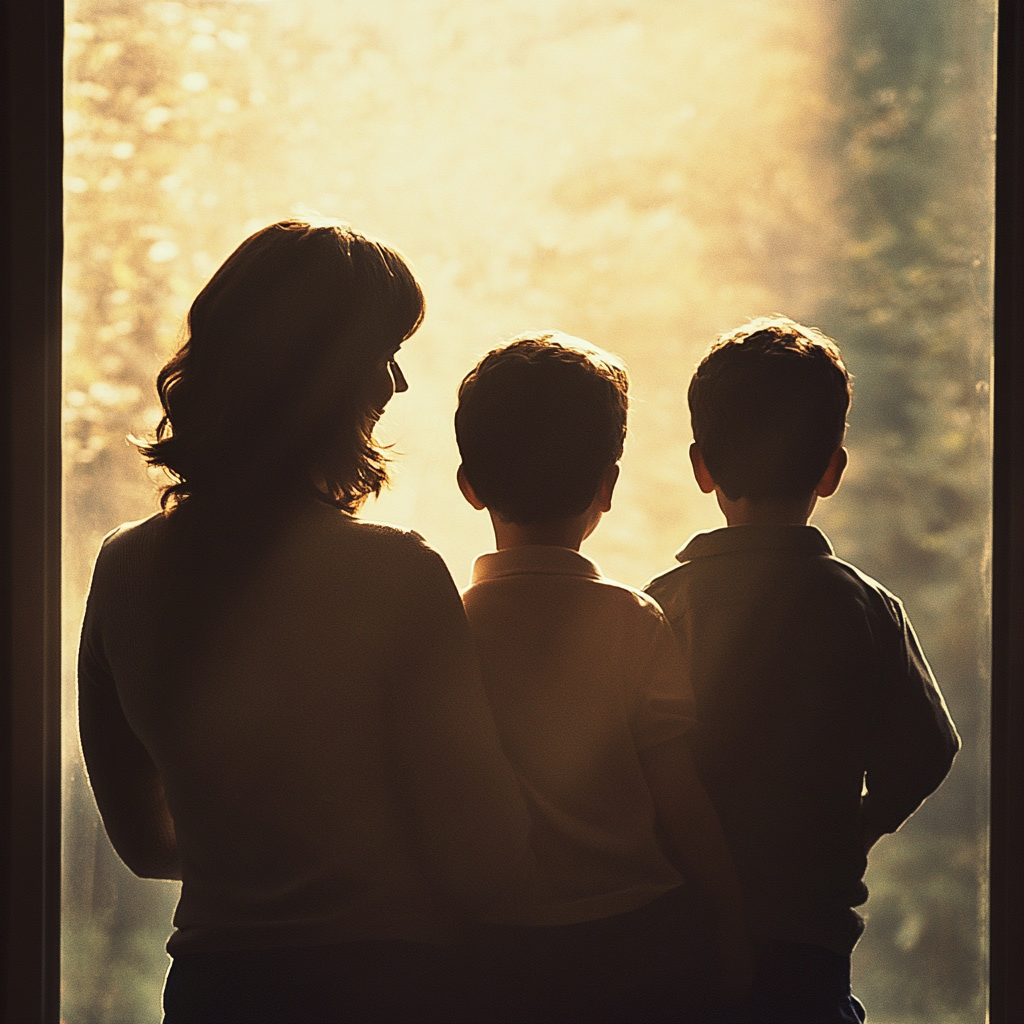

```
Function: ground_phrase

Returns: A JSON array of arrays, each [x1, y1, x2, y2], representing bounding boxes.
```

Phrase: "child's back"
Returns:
[[463, 544, 689, 925], [456, 333, 750, 1021], [647, 523, 955, 954], [646, 318, 959, 1023]]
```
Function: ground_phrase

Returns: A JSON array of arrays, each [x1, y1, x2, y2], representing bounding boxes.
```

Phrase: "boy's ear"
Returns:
[[689, 444, 717, 495], [457, 465, 487, 510], [815, 446, 848, 498], [596, 463, 620, 513]]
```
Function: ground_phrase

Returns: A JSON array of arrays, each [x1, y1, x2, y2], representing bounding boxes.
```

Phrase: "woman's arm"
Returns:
[[78, 597, 181, 881], [386, 545, 534, 920], [641, 736, 754, 1003]]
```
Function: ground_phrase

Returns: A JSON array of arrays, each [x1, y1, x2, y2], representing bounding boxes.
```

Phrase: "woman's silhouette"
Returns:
[[77, 220, 531, 1023]]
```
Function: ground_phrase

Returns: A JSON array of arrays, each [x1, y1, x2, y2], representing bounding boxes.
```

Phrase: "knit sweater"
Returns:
[[78, 503, 532, 954]]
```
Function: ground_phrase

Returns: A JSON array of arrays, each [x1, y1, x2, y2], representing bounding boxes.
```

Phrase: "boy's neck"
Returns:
[[716, 490, 817, 528], [463, 462, 618, 553], [489, 510, 596, 552], [690, 444, 847, 530]]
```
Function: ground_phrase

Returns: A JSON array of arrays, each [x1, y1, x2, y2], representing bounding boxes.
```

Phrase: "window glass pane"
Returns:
[[62, 2, 994, 1021]]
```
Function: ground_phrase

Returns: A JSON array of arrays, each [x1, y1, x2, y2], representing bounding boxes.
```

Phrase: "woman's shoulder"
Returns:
[[83, 513, 175, 608], [101, 505, 436, 556], [318, 508, 427, 552], [93, 512, 168, 564], [308, 508, 451, 578], [342, 515, 428, 548], [102, 511, 166, 541]]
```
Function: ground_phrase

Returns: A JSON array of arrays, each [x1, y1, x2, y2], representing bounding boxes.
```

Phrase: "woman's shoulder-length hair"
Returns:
[[136, 219, 424, 515]]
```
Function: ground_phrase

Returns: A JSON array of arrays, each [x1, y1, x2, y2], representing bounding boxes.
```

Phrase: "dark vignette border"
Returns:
[[1, 1, 63, 1021], [991, 3, 1024, 1022]]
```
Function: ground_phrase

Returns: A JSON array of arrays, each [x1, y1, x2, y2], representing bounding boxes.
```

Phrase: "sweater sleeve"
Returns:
[[78, 536, 181, 880], [861, 596, 961, 838], [385, 543, 535, 921]]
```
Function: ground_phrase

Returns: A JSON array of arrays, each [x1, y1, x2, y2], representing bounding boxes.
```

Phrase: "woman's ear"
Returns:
[[457, 465, 487, 510], [597, 463, 620, 513], [815, 446, 848, 498], [689, 443, 717, 495]]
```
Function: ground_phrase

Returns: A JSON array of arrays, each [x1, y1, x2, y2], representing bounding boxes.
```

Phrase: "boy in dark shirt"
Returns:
[[645, 317, 960, 1024]]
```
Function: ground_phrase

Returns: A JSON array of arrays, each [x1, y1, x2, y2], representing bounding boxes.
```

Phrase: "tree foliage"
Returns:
[[813, 2, 993, 1019]]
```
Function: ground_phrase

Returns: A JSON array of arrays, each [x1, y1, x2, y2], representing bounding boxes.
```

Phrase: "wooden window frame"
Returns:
[[2, 2, 1020, 1020], [2, 2, 63, 1021]]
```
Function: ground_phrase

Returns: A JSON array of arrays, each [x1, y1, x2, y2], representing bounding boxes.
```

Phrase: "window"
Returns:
[[3, 1, 1022, 1021]]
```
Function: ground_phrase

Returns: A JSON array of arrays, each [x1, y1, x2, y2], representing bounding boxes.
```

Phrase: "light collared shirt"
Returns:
[[646, 524, 960, 954], [463, 545, 696, 927]]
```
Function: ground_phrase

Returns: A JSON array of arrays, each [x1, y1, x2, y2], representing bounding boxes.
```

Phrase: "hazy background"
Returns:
[[62, 1, 994, 1021]]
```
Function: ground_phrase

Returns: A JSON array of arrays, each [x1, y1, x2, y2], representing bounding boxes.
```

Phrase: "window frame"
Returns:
[[1, 2, 1020, 1020], [2, 1, 63, 1020], [990, 4, 1024, 1022]]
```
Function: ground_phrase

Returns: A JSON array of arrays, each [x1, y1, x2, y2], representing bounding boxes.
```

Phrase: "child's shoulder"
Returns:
[[644, 526, 907, 624], [819, 551, 907, 623], [468, 546, 672, 630], [593, 572, 674, 624]]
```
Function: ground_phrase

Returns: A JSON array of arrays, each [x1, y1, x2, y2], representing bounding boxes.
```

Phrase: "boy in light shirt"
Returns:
[[455, 332, 750, 1022]]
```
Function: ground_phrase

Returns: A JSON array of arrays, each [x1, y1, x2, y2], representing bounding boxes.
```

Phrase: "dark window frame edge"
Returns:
[[2, 2, 1020, 1021]]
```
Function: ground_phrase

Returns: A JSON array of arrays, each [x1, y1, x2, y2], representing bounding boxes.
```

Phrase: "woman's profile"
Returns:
[[77, 220, 532, 1023]]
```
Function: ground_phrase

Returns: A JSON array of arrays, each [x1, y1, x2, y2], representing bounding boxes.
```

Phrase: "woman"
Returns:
[[77, 220, 532, 1023]]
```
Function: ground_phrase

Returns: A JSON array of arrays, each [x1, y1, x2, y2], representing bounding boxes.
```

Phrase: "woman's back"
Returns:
[[79, 219, 537, 1021], [80, 502, 530, 955]]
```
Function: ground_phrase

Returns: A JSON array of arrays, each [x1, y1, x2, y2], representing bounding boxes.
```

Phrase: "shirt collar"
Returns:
[[471, 545, 603, 585], [675, 524, 834, 563]]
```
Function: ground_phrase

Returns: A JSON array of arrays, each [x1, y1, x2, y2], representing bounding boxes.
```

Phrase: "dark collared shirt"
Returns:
[[645, 524, 959, 954]]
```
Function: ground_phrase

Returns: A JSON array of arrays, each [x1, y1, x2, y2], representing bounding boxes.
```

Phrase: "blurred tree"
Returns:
[[63, 5, 276, 1019], [814, 1, 992, 1020]]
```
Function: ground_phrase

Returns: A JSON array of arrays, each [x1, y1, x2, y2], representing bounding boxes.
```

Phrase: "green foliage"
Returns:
[[814, 2, 993, 1020], [63, 5, 274, 1019]]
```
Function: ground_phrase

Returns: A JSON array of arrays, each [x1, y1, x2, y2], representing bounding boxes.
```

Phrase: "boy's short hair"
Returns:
[[456, 332, 629, 524], [689, 316, 851, 502]]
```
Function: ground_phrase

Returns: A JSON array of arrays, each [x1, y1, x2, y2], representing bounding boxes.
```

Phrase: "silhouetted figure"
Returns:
[[77, 220, 532, 1023], [645, 317, 961, 1024], [454, 333, 752, 1023]]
